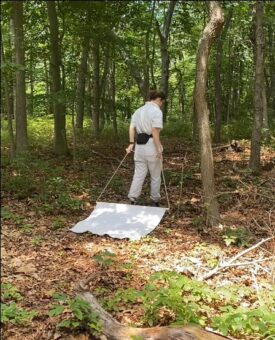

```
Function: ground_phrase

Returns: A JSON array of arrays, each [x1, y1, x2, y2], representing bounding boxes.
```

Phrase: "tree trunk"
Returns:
[[99, 46, 110, 131], [194, 1, 224, 227], [28, 47, 34, 116], [150, 31, 157, 90], [214, 8, 233, 143], [87, 62, 93, 120], [47, 1, 69, 155], [144, 1, 156, 96], [249, 2, 264, 172], [225, 38, 233, 124], [12, 1, 28, 153], [76, 37, 90, 131], [110, 59, 117, 136], [267, 26, 275, 116], [176, 69, 185, 119], [156, 0, 177, 122], [44, 58, 52, 115], [92, 39, 100, 137], [262, 84, 268, 129], [1, 39, 16, 157]]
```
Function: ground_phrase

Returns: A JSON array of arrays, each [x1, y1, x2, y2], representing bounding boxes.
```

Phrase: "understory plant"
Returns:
[[102, 271, 275, 339], [48, 293, 102, 337]]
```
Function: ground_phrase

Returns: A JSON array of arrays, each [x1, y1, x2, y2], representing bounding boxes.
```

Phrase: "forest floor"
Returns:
[[1, 137, 275, 340]]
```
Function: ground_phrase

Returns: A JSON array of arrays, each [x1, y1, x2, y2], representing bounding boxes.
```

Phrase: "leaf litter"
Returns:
[[1, 139, 275, 339]]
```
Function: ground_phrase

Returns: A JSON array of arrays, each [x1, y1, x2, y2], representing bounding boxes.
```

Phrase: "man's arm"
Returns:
[[126, 125, 136, 154], [151, 127, 163, 159]]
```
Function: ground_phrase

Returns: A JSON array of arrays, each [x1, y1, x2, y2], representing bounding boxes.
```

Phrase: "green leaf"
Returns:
[[48, 305, 65, 317]]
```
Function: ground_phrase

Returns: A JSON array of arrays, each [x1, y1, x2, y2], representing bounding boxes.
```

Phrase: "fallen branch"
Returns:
[[198, 237, 274, 281], [222, 256, 275, 268], [77, 281, 229, 340]]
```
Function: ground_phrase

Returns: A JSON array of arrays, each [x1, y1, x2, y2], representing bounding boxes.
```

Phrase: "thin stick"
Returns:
[[198, 236, 274, 281], [222, 256, 275, 268], [96, 153, 129, 202]]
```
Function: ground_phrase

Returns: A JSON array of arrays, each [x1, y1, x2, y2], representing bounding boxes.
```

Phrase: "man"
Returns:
[[126, 90, 166, 207]]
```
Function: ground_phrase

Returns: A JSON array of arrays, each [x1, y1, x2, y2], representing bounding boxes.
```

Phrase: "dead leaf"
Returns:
[[16, 263, 36, 274]]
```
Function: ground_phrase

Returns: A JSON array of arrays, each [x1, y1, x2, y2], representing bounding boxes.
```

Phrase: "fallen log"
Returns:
[[77, 283, 229, 340]]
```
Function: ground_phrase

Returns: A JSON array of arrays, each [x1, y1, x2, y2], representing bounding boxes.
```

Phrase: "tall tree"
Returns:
[[194, 1, 224, 227], [214, 7, 233, 143], [110, 59, 117, 136], [1, 36, 15, 157], [47, 1, 69, 155], [75, 36, 90, 131], [156, 0, 177, 121], [249, 2, 264, 172], [91, 39, 100, 137], [12, 1, 28, 153]]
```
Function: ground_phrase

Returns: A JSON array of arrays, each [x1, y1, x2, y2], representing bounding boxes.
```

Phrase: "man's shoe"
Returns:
[[130, 199, 137, 205], [151, 201, 160, 207]]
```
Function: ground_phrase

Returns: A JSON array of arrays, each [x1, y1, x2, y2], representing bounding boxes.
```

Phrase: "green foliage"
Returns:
[[1, 207, 13, 220], [1, 283, 37, 325], [48, 293, 102, 336], [222, 176, 237, 189], [31, 236, 43, 246], [102, 272, 275, 339], [222, 227, 254, 247], [52, 217, 66, 230], [162, 121, 193, 139], [19, 223, 34, 234], [1, 283, 23, 301], [92, 250, 116, 268], [212, 306, 275, 338], [103, 288, 142, 313], [221, 119, 252, 142], [191, 243, 221, 268], [1, 302, 37, 325], [104, 272, 218, 327]]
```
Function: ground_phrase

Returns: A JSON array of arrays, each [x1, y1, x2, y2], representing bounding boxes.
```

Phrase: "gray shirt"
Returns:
[[130, 102, 163, 135]]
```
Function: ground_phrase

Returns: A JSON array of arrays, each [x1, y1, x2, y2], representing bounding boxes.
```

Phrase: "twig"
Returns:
[[222, 256, 275, 268], [238, 179, 275, 201], [251, 266, 260, 294], [257, 264, 272, 276], [198, 237, 274, 281]]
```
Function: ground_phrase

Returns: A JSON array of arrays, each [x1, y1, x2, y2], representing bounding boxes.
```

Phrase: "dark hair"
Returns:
[[148, 90, 166, 101]]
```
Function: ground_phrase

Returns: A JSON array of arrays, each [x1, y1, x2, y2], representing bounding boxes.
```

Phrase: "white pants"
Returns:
[[128, 139, 162, 202]]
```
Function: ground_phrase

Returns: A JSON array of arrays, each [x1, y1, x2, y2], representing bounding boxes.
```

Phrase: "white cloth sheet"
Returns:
[[70, 202, 167, 241]]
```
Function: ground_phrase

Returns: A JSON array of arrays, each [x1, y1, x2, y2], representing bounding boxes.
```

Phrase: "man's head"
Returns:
[[148, 90, 166, 108]]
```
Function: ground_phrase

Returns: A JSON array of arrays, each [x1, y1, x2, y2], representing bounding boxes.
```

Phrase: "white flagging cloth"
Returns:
[[70, 202, 167, 241]]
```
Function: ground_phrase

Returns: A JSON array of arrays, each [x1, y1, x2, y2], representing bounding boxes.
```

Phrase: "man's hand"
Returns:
[[156, 145, 163, 159], [126, 144, 134, 154]]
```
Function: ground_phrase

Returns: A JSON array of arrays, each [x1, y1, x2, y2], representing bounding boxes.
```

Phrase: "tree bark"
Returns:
[[44, 58, 52, 115], [214, 8, 233, 143], [1, 38, 16, 157], [76, 37, 90, 131], [194, 1, 224, 227], [144, 1, 156, 96], [249, 2, 264, 172], [267, 26, 275, 116], [28, 47, 34, 116], [156, 0, 177, 122], [12, 1, 28, 153], [262, 84, 268, 129], [110, 59, 117, 136], [91, 39, 100, 137], [47, 1, 69, 155]]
